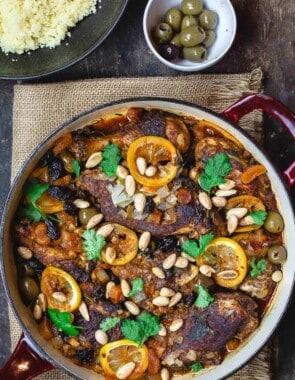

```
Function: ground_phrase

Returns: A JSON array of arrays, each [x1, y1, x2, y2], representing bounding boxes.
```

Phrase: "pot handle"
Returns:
[[0, 333, 55, 380], [222, 93, 295, 188]]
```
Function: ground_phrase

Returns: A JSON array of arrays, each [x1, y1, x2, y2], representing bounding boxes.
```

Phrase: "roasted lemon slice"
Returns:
[[41, 266, 81, 312], [197, 237, 247, 289], [127, 136, 179, 187], [100, 224, 138, 266], [99, 339, 149, 380]]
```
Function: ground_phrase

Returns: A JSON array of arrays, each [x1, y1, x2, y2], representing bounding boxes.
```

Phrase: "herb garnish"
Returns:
[[100, 143, 122, 177], [82, 229, 105, 260], [72, 159, 81, 178], [250, 258, 267, 277], [191, 362, 204, 372], [181, 233, 214, 259], [20, 180, 50, 221], [199, 153, 232, 193], [100, 317, 120, 332], [247, 210, 268, 226], [47, 308, 82, 336], [195, 285, 215, 308], [129, 278, 144, 297], [121, 312, 160, 347]]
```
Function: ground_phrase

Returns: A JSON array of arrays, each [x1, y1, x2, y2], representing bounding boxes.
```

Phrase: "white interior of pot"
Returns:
[[2, 99, 295, 380]]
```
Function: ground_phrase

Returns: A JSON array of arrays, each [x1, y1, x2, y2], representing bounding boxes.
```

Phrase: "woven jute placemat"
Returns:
[[10, 69, 272, 379]]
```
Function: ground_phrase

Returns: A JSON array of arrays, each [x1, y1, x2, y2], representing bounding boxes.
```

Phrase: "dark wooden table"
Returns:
[[0, 0, 294, 378]]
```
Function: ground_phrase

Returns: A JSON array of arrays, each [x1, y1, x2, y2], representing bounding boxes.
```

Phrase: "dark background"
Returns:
[[0, 0, 294, 378]]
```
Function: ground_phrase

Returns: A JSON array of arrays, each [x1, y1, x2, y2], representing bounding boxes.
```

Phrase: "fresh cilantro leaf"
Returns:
[[181, 233, 214, 259], [248, 210, 268, 226], [100, 317, 120, 332], [129, 278, 144, 297], [195, 285, 214, 308], [100, 143, 122, 177], [18, 204, 43, 222], [121, 312, 160, 347], [82, 229, 105, 260], [72, 159, 81, 178], [199, 153, 232, 192], [250, 258, 266, 277], [25, 181, 50, 208], [47, 308, 82, 336], [191, 362, 203, 372]]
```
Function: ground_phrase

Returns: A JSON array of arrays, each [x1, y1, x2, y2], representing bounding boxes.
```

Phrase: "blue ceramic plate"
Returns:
[[0, 0, 128, 80]]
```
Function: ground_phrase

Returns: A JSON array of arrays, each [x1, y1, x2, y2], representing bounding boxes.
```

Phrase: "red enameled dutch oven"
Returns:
[[1, 94, 295, 380]]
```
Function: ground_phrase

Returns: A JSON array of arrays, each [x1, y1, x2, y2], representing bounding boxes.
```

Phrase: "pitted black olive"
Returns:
[[144, 197, 156, 213], [76, 349, 94, 365], [64, 201, 78, 216], [48, 157, 65, 181], [158, 43, 181, 61], [48, 186, 75, 201], [157, 235, 180, 252], [39, 150, 54, 168], [45, 219, 60, 240]]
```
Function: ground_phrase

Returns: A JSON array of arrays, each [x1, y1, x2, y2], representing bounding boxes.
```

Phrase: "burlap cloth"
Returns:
[[10, 69, 272, 379]]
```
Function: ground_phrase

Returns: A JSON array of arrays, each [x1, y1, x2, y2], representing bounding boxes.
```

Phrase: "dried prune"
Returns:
[[48, 186, 75, 201], [39, 150, 54, 168], [157, 235, 180, 252], [144, 197, 155, 213], [76, 348, 94, 365], [64, 201, 78, 216], [48, 157, 65, 181], [45, 220, 60, 240]]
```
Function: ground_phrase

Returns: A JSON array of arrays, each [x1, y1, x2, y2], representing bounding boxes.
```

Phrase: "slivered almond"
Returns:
[[17, 246, 33, 260], [163, 253, 177, 269], [86, 213, 104, 229], [116, 362, 136, 380], [226, 207, 248, 219], [96, 224, 114, 238], [152, 296, 170, 306], [218, 179, 235, 190], [136, 157, 147, 175], [85, 152, 102, 168], [198, 192, 212, 210]]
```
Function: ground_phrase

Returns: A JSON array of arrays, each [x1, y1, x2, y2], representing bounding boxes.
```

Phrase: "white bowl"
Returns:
[[143, 0, 237, 71]]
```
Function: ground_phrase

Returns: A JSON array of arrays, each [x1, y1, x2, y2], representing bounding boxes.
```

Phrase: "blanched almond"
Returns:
[[227, 214, 238, 234], [96, 224, 114, 237], [163, 253, 177, 269], [124, 301, 140, 315], [161, 368, 170, 380], [116, 165, 129, 179], [33, 304, 42, 320], [181, 251, 195, 262], [152, 296, 170, 306], [17, 246, 33, 260], [215, 189, 237, 197], [79, 301, 90, 321], [152, 267, 165, 279], [95, 330, 108, 345], [125, 175, 136, 196], [169, 319, 183, 332], [212, 196, 227, 208], [38, 293, 47, 312], [198, 192, 212, 210], [159, 323, 167, 336], [160, 287, 175, 297], [169, 292, 182, 307], [218, 179, 235, 190], [272, 270, 283, 282], [136, 157, 147, 175], [116, 362, 136, 379], [73, 199, 90, 209], [145, 165, 157, 177], [174, 257, 188, 269], [134, 193, 146, 212], [217, 270, 238, 279], [106, 281, 115, 299], [121, 279, 131, 297], [105, 247, 116, 263], [138, 231, 151, 250], [239, 215, 254, 226], [85, 152, 102, 168], [226, 207, 248, 219], [199, 264, 216, 277], [52, 292, 67, 302], [86, 213, 104, 229]]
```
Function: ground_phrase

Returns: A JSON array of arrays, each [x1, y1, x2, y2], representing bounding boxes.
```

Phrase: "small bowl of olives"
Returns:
[[143, 0, 237, 71]]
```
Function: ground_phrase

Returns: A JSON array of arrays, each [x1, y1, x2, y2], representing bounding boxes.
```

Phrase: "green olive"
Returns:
[[181, 15, 198, 30], [164, 7, 183, 31], [18, 262, 36, 277], [59, 150, 75, 173], [181, 0, 203, 15], [78, 207, 98, 225], [154, 23, 173, 43], [180, 26, 206, 47], [264, 211, 284, 233], [203, 30, 216, 47], [199, 10, 218, 30], [183, 45, 207, 62], [19, 277, 40, 302], [170, 33, 182, 47], [267, 245, 287, 264]]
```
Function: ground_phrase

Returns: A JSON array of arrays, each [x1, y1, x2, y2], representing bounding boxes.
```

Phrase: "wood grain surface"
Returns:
[[0, 0, 294, 379]]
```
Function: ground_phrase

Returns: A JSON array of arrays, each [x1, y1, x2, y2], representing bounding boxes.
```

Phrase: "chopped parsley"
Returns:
[[47, 308, 82, 336], [191, 362, 204, 372], [247, 210, 268, 226], [181, 233, 214, 259], [100, 143, 122, 177], [250, 258, 267, 277], [129, 278, 144, 297], [72, 159, 81, 178], [199, 153, 232, 193], [195, 285, 214, 308], [100, 317, 120, 332], [121, 312, 160, 347], [82, 229, 105, 260]]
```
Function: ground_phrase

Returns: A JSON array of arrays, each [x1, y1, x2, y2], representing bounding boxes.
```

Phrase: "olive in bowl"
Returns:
[[143, 0, 237, 71]]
